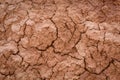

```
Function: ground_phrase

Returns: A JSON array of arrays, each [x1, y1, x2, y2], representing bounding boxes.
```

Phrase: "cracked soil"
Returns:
[[0, 0, 120, 80]]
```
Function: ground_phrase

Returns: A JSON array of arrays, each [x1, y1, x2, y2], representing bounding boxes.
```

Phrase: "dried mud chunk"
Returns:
[[4, 9, 28, 41], [86, 30, 105, 41], [29, 19, 57, 50], [4, 75, 16, 80], [76, 34, 89, 57], [19, 1, 33, 10], [50, 71, 65, 80], [87, 0, 104, 7], [105, 32, 120, 44], [41, 1, 56, 19], [53, 38, 76, 54], [0, 41, 18, 54], [0, 53, 6, 67], [57, 24, 72, 42], [0, 4, 7, 23], [87, 10, 106, 23], [33, 64, 52, 79], [25, 25, 33, 37], [29, 35, 40, 48], [0, 74, 5, 80], [15, 67, 40, 80], [101, 2, 120, 23], [99, 22, 120, 34], [64, 65, 85, 80], [32, 0, 43, 4], [0, 54, 22, 75], [5, 26, 25, 42], [103, 43, 120, 61], [41, 47, 60, 67], [85, 55, 111, 74], [67, 6, 86, 24], [19, 48, 40, 65], [53, 26, 82, 54], [67, 0, 95, 24], [104, 63, 120, 80], [76, 34, 111, 74], [1, 0, 23, 4], [87, 50, 109, 74], [52, 61, 85, 80], [113, 60, 120, 69], [36, 27, 56, 50], [53, 38, 65, 53], [4, 9, 27, 26], [53, 56, 85, 73], [78, 71, 106, 80], [7, 55, 22, 67], [20, 37, 30, 48]]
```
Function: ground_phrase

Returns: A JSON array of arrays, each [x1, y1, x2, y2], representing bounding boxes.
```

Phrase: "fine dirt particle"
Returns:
[[0, 0, 120, 80]]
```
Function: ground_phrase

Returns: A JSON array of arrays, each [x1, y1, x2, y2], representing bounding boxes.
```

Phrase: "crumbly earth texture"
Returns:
[[0, 0, 120, 80]]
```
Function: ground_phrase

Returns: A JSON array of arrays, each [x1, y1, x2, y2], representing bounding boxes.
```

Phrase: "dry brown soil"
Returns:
[[0, 0, 120, 80]]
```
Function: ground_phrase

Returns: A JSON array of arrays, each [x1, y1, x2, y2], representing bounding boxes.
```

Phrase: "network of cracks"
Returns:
[[0, 0, 120, 80]]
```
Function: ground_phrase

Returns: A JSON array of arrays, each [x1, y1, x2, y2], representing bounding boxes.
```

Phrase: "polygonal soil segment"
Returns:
[[0, 0, 120, 80]]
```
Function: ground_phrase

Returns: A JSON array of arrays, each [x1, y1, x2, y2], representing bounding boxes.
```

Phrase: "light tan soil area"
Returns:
[[0, 0, 120, 80]]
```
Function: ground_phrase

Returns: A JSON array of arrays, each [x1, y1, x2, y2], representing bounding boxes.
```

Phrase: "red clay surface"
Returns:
[[0, 0, 120, 80]]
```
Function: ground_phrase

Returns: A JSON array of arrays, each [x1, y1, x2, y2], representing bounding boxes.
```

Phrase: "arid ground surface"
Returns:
[[0, 0, 120, 80]]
